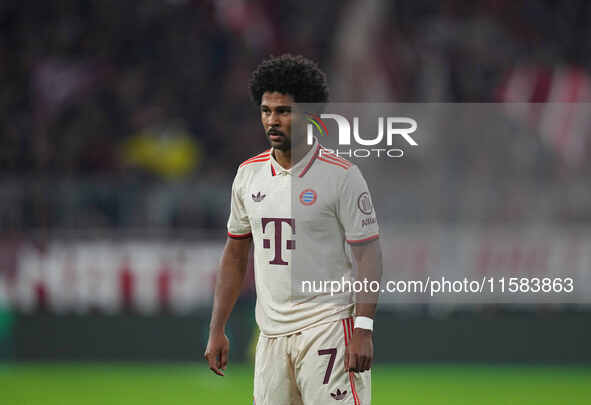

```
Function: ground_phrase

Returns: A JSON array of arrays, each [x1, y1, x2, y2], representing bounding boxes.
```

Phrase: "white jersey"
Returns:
[[227, 139, 379, 336]]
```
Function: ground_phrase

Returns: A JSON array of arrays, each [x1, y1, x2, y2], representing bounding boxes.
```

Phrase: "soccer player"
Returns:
[[204, 54, 382, 405]]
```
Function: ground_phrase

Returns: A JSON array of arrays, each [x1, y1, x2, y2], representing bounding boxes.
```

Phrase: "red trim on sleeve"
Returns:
[[228, 232, 252, 239], [319, 149, 352, 167], [346, 234, 379, 245], [240, 157, 270, 168], [317, 148, 352, 169], [318, 156, 350, 170]]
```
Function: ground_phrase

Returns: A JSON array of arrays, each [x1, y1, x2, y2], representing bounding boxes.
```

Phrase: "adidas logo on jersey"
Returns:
[[330, 388, 347, 400], [252, 192, 266, 202]]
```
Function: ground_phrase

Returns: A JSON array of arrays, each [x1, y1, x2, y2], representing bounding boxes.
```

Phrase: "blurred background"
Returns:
[[1, 0, 591, 404]]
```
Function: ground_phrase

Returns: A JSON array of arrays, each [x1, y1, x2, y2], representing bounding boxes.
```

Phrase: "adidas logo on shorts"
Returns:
[[330, 388, 347, 400]]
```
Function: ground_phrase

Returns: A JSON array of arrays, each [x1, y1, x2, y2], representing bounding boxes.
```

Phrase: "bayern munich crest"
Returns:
[[299, 189, 317, 205]]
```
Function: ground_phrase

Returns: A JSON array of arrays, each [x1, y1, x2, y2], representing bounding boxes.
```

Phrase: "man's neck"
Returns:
[[273, 148, 291, 170], [273, 143, 312, 170]]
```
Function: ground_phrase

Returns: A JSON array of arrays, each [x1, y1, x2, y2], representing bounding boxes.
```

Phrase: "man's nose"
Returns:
[[267, 112, 280, 126]]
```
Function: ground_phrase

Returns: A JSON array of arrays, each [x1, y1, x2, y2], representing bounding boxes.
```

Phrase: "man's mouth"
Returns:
[[268, 130, 284, 140]]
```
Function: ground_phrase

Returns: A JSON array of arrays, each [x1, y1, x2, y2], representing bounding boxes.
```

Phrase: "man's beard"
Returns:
[[267, 131, 291, 151]]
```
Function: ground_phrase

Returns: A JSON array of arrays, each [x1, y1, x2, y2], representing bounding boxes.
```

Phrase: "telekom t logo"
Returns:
[[262, 217, 295, 265], [306, 114, 418, 146]]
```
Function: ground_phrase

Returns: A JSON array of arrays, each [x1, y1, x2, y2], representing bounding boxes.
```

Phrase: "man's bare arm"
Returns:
[[345, 238, 383, 372], [352, 238, 382, 319], [204, 236, 251, 376]]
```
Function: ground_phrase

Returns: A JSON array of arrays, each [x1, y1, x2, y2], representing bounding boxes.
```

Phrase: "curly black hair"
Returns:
[[249, 54, 329, 104]]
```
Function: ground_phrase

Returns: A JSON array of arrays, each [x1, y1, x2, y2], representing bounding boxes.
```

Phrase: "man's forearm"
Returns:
[[351, 239, 383, 319], [209, 238, 251, 333]]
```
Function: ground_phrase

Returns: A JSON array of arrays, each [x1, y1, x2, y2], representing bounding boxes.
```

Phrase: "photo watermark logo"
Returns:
[[306, 113, 419, 158]]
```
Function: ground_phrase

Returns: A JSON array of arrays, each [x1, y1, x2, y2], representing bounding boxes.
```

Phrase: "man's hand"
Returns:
[[344, 328, 373, 372], [205, 237, 250, 377], [204, 331, 230, 376]]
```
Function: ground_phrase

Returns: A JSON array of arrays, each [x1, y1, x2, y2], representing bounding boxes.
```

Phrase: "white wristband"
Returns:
[[354, 316, 373, 331]]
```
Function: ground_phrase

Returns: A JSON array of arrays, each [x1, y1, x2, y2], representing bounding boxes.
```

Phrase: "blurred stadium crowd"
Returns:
[[2, 2, 591, 371], [1, 0, 591, 232]]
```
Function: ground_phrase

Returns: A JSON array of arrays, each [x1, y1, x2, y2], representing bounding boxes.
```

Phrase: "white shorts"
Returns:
[[253, 317, 371, 405]]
